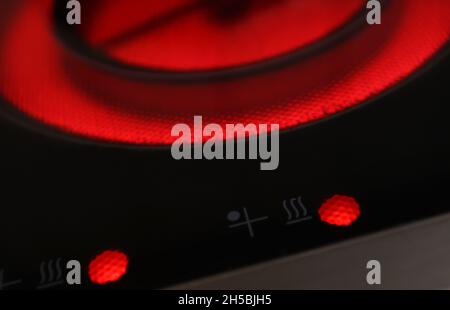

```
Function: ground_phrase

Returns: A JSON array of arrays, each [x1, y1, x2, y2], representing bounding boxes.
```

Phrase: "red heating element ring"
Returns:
[[77, 0, 364, 71], [0, 0, 449, 145]]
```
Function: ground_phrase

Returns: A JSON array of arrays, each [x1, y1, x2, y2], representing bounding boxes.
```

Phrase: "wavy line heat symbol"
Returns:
[[283, 196, 312, 225], [38, 258, 64, 289]]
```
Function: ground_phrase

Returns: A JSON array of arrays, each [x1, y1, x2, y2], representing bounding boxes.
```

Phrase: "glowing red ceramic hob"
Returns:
[[0, 0, 449, 145]]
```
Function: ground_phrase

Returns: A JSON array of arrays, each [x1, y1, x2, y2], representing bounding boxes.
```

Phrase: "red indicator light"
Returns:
[[88, 250, 128, 285], [318, 195, 360, 226]]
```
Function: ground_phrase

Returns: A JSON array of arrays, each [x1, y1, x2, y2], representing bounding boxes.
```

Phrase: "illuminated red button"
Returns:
[[318, 195, 360, 226], [88, 250, 129, 285]]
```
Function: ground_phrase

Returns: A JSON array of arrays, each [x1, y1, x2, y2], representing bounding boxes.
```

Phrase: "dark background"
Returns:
[[1, 43, 449, 289]]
